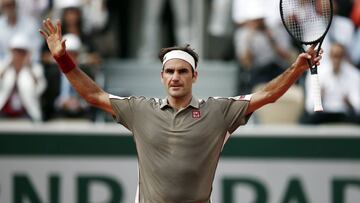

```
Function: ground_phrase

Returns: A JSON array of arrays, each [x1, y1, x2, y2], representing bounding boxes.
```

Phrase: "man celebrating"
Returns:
[[40, 18, 322, 203]]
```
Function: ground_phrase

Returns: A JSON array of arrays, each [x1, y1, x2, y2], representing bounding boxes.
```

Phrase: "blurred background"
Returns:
[[0, 0, 359, 202], [0, 0, 358, 124]]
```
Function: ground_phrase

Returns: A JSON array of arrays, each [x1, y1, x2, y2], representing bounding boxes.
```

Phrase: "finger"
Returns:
[[42, 19, 51, 35], [314, 48, 324, 55], [314, 56, 322, 63], [39, 29, 49, 39], [300, 52, 312, 60], [45, 18, 56, 34], [56, 20, 62, 38], [310, 43, 318, 50]]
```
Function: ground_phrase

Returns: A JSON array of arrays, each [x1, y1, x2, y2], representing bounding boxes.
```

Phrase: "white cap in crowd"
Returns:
[[63, 33, 82, 52], [9, 33, 31, 51], [232, 0, 266, 24], [54, 0, 82, 9], [330, 16, 355, 48]]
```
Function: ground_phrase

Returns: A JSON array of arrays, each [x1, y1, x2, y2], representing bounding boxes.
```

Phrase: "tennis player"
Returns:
[[40, 18, 322, 203]]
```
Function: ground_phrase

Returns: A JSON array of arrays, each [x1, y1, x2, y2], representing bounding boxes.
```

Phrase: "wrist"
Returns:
[[53, 51, 76, 73], [289, 63, 304, 76]]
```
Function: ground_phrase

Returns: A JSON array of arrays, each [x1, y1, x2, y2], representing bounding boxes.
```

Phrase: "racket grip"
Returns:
[[310, 74, 323, 112]]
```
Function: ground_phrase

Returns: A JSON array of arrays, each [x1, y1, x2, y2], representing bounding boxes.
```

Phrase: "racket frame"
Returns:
[[279, 0, 334, 111]]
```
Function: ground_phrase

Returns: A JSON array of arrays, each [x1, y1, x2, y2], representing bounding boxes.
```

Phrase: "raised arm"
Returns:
[[39, 18, 114, 114], [246, 44, 322, 115]]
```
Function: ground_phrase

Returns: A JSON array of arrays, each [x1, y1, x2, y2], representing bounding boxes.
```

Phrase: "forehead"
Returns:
[[163, 58, 193, 70]]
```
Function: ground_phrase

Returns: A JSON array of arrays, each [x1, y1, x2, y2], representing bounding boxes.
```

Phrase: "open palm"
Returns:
[[39, 18, 66, 57]]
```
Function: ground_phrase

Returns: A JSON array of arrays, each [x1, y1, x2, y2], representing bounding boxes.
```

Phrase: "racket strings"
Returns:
[[281, 0, 331, 43]]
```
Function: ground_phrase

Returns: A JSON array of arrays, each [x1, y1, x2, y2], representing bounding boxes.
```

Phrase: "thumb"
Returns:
[[61, 39, 66, 49]]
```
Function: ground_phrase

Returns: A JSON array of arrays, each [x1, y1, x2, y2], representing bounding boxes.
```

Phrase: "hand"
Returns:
[[293, 43, 323, 72], [39, 18, 66, 58]]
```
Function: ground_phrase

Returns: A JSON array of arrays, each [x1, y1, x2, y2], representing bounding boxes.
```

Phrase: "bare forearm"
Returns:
[[263, 64, 304, 102], [64, 68, 107, 107], [40, 19, 114, 114], [247, 45, 321, 114]]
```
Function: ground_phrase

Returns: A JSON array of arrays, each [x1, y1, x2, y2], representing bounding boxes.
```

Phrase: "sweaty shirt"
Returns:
[[110, 95, 252, 203]]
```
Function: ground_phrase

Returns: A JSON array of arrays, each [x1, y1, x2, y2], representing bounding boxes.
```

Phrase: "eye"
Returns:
[[164, 69, 174, 74], [179, 68, 189, 74]]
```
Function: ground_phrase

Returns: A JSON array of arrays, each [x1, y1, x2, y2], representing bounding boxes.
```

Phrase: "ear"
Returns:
[[192, 70, 198, 83], [160, 71, 164, 83]]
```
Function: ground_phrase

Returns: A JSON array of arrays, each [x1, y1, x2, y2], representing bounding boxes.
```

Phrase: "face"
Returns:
[[161, 59, 197, 99], [63, 8, 81, 25], [1, 0, 16, 16], [330, 43, 345, 73], [11, 48, 29, 71]]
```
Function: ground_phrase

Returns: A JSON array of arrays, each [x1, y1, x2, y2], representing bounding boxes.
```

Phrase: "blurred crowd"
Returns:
[[0, 0, 358, 125]]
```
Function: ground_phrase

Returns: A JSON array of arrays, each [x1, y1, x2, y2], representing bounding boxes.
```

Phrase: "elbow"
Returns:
[[85, 95, 98, 107], [84, 92, 103, 108]]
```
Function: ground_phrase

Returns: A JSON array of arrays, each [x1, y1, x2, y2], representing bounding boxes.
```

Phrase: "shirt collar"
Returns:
[[160, 96, 200, 110]]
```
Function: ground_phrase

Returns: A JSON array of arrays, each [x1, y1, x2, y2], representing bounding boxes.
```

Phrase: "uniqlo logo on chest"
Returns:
[[192, 110, 201, 118]]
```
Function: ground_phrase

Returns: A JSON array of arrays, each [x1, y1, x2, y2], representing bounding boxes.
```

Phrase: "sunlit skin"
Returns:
[[161, 59, 198, 111]]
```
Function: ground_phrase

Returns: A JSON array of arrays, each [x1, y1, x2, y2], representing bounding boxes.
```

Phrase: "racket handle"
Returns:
[[310, 73, 323, 112]]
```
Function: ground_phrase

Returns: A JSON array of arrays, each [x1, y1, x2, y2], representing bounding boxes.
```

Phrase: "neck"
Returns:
[[167, 94, 193, 111], [332, 60, 341, 75]]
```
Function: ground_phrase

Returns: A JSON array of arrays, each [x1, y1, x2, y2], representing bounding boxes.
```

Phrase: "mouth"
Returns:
[[169, 85, 183, 90], [169, 83, 182, 87]]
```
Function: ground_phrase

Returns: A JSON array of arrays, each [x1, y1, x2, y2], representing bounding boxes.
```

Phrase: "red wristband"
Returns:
[[53, 52, 76, 73]]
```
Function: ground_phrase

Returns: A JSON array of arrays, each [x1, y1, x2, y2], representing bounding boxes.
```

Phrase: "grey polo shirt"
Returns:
[[109, 94, 252, 203]]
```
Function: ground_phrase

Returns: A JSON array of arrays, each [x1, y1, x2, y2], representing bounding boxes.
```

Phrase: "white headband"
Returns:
[[162, 50, 196, 70]]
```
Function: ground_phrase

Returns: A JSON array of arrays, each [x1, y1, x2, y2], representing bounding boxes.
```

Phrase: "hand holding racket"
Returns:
[[280, 0, 333, 112]]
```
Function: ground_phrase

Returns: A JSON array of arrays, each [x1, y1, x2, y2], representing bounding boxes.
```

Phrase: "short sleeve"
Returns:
[[217, 95, 252, 134], [109, 94, 138, 131]]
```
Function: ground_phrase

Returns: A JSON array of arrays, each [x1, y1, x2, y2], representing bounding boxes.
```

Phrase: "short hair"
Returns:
[[158, 44, 199, 69]]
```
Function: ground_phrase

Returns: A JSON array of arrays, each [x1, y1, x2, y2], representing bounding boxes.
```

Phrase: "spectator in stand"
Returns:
[[351, 29, 360, 69], [333, 0, 354, 18], [315, 0, 356, 61], [302, 42, 360, 124], [137, 0, 194, 59], [0, 34, 46, 122], [15, 0, 49, 24], [54, 34, 92, 119], [208, 0, 232, 38], [0, 0, 42, 62], [232, 0, 292, 94], [55, 0, 101, 67], [53, 0, 111, 58], [350, 0, 360, 68], [53, 0, 109, 35]]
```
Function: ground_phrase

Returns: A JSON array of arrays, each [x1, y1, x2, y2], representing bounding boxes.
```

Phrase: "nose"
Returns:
[[171, 71, 180, 81]]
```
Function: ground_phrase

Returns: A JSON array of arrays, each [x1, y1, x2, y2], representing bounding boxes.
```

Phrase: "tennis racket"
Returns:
[[280, 0, 333, 112]]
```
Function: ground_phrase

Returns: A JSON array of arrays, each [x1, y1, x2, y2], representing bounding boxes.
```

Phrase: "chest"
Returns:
[[321, 74, 349, 95], [132, 106, 227, 150]]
